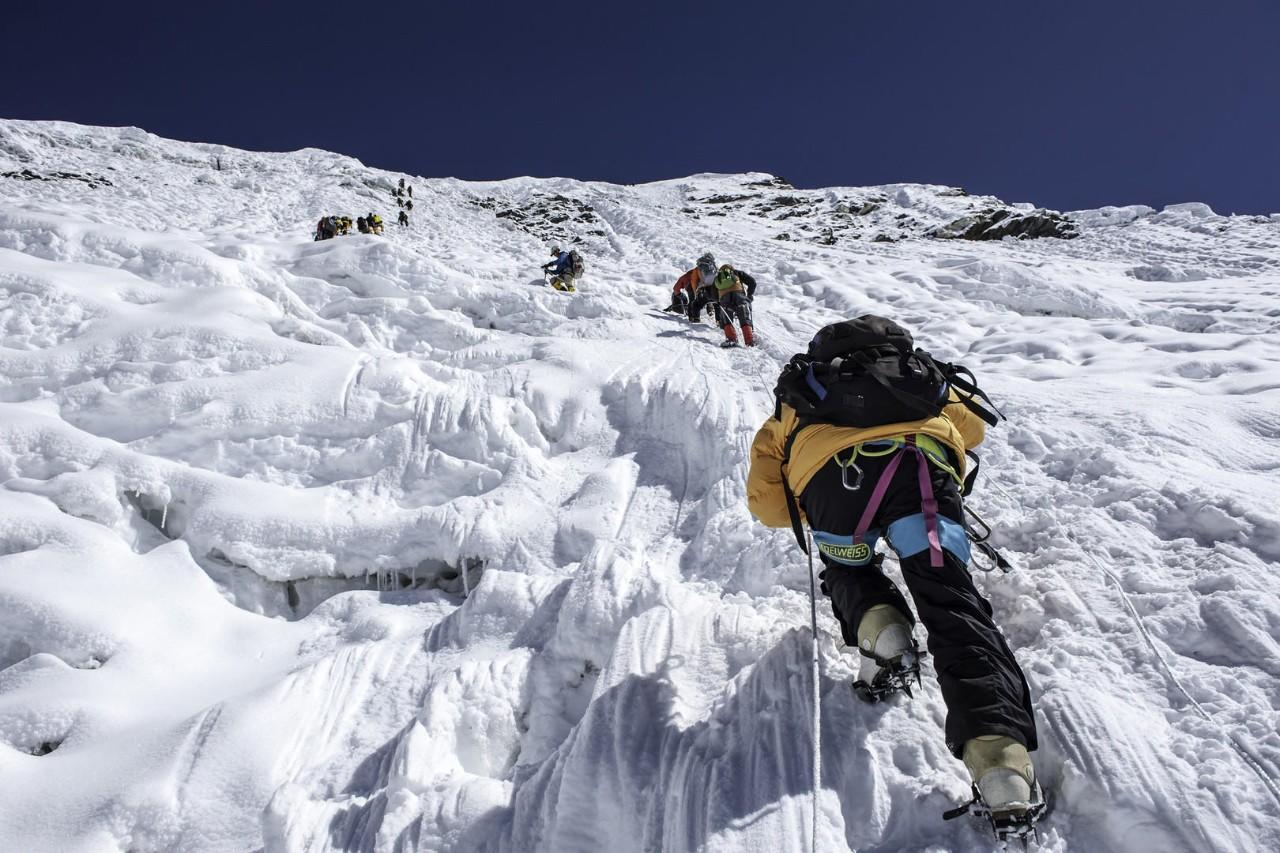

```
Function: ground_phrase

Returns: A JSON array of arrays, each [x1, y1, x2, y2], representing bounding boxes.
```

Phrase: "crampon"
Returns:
[[851, 646, 923, 703], [943, 781, 1047, 848]]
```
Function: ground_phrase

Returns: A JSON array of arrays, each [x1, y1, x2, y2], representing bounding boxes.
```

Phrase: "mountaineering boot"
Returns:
[[963, 736, 1038, 815], [742, 324, 756, 347], [952, 735, 1046, 842], [851, 604, 921, 702], [945, 736, 1045, 842], [721, 324, 739, 347]]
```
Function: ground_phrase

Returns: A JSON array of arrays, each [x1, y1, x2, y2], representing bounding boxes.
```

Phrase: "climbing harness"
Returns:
[[847, 437, 946, 568]]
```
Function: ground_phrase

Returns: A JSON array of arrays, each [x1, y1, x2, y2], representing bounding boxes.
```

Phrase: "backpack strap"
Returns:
[[780, 425, 809, 553], [963, 449, 981, 497], [843, 350, 943, 420], [943, 364, 1003, 426]]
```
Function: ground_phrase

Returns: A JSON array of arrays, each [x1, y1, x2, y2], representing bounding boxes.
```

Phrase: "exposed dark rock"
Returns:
[[744, 175, 793, 189], [2, 168, 113, 189], [774, 232, 792, 241], [699, 193, 752, 205], [473, 192, 599, 242], [857, 202, 880, 216], [931, 207, 1077, 241]]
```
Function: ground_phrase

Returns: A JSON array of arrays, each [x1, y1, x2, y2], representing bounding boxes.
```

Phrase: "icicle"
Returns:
[[462, 560, 470, 597], [160, 501, 168, 533]]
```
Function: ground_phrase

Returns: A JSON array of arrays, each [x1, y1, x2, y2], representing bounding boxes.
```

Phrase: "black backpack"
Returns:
[[774, 315, 1003, 551], [774, 315, 1000, 432]]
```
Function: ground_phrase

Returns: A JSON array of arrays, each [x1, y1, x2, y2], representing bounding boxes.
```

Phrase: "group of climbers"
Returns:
[[310, 205, 1042, 839], [579, 245, 1041, 835], [393, 178, 413, 227], [314, 177, 414, 240], [664, 252, 759, 348], [538, 244, 758, 344], [315, 212, 384, 240], [314, 215, 352, 240]]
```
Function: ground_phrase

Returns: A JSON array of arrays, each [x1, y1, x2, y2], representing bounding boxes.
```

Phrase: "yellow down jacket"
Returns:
[[746, 398, 987, 529]]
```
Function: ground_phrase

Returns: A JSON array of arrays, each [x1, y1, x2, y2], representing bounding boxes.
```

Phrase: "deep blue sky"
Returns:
[[4, 0, 1277, 212]]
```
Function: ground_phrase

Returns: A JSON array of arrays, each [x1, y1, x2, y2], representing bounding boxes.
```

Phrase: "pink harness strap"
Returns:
[[851, 437, 944, 568]]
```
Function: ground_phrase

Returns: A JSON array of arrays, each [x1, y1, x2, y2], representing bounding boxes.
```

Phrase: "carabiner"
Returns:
[[835, 450, 864, 491]]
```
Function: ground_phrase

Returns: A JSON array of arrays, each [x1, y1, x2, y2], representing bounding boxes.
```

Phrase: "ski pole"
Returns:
[[805, 530, 822, 853]]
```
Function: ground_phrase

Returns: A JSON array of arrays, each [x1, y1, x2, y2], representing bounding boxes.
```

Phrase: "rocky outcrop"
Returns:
[[472, 192, 606, 240], [931, 207, 1077, 241]]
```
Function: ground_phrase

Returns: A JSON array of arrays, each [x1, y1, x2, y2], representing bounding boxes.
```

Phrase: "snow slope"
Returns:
[[1, 119, 1278, 853]]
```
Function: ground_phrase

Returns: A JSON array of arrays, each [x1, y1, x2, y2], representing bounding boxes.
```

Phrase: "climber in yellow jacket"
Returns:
[[747, 315, 1041, 832]]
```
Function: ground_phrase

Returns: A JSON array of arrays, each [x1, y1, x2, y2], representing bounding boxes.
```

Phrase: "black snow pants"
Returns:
[[688, 286, 728, 325], [799, 447, 1038, 756], [719, 290, 753, 328]]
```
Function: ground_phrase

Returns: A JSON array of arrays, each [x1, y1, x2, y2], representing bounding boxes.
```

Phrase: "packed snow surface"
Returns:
[[1, 120, 1279, 852]]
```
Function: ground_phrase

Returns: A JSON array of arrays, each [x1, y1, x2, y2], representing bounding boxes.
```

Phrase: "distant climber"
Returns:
[[315, 215, 350, 240], [368, 213, 384, 235], [407, 185, 412, 198], [747, 315, 1042, 838], [357, 216, 370, 234], [666, 253, 724, 325], [710, 264, 756, 347], [398, 209, 410, 227], [398, 177, 405, 190], [542, 245, 583, 292], [397, 196, 404, 208], [405, 198, 414, 212]]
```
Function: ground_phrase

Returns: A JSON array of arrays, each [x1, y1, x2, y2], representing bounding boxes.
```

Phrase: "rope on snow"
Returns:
[[980, 472, 1280, 808], [1081, 549, 1280, 808]]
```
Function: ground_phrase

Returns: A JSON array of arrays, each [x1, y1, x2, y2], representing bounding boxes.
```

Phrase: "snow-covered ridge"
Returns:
[[1, 119, 1278, 852]]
